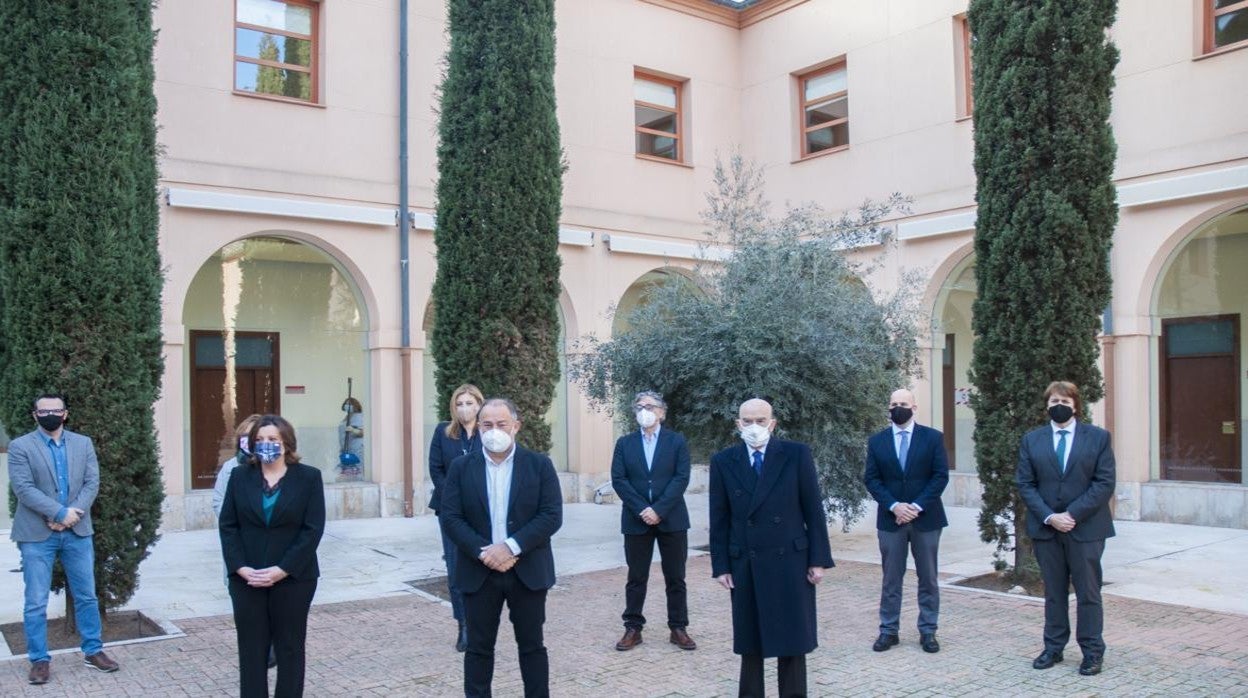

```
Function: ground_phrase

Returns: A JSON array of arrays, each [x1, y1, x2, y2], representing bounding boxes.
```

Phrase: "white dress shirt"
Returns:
[[483, 446, 522, 555], [889, 420, 923, 513]]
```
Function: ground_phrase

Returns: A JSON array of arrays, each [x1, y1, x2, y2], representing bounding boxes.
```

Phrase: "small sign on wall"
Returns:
[[285, 385, 306, 395]]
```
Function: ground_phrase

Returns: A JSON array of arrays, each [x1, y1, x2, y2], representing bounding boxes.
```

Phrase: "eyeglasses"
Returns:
[[633, 404, 662, 413], [35, 409, 66, 417]]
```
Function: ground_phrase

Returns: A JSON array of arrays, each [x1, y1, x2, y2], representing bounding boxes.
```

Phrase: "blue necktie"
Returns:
[[1056, 430, 1068, 473], [898, 430, 910, 472], [751, 450, 763, 477]]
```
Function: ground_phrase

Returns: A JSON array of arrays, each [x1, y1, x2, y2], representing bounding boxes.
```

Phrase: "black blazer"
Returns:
[[1016, 421, 1116, 542], [709, 438, 834, 658], [219, 462, 326, 581], [428, 421, 480, 513], [863, 423, 950, 532], [441, 446, 563, 593], [610, 427, 692, 535]]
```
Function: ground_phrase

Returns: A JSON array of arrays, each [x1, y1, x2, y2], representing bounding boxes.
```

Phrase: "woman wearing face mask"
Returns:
[[219, 414, 326, 698], [337, 397, 364, 481], [212, 414, 262, 524], [428, 383, 484, 651]]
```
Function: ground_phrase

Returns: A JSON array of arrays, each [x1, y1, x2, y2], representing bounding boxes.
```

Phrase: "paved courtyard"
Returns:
[[2, 555, 1246, 697]]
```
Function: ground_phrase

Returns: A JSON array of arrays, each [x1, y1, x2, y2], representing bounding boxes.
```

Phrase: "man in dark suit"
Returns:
[[1017, 381, 1116, 677], [864, 388, 949, 654], [441, 398, 563, 698], [611, 390, 695, 651], [8, 393, 119, 686], [709, 398, 834, 698]]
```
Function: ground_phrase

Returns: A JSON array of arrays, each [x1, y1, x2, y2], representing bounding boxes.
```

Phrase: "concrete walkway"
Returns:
[[2, 498, 1246, 633]]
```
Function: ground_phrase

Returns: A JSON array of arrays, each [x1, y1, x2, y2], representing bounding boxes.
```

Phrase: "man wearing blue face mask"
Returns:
[[610, 390, 695, 652], [1017, 381, 1116, 677], [708, 398, 834, 698]]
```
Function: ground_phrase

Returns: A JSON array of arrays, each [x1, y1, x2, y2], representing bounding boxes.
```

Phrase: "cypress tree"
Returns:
[[0, 1, 165, 609], [432, 0, 563, 451], [967, 0, 1118, 578]]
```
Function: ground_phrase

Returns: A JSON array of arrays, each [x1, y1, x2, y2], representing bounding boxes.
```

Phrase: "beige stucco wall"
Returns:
[[145, 0, 1248, 529]]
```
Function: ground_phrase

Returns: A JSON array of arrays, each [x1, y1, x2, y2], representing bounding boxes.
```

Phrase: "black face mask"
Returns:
[[888, 406, 913, 425], [1048, 404, 1074, 424], [36, 413, 65, 432]]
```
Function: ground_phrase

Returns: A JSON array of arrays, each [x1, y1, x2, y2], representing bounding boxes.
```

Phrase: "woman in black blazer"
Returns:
[[220, 414, 325, 698], [428, 383, 483, 651]]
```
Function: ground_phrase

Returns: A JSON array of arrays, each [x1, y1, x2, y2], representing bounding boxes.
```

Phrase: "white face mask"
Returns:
[[636, 409, 658, 429], [739, 423, 771, 449], [481, 428, 513, 454], [456, 405, 478, 423]]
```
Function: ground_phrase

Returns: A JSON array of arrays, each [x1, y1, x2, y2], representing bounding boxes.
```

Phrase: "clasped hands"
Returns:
[[479, 542, 518, 572], [639, 507, 661, 526], [892, 502, 921, 526], [1047, 512, 1077, 533], [46, 507, 86, 531], [236, 566, 289, 587]]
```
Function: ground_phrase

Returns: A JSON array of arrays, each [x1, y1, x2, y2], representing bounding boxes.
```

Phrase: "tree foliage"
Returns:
[[0, 1, 165, 609], [432, 0, 563, 451], [967, 0, 1118, 576], [571, 155, 922, 523]]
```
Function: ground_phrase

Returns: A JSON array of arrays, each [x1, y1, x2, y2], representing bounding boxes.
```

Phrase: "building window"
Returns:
[[634, 72, 683, 163], [234, 0, 318, 103], [798, 62, 848, 157], [956, 15, 974, 118], [1208, 0, 1248, 52]]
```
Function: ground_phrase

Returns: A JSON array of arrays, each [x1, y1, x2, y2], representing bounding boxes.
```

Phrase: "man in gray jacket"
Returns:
[[8, 393, 119, 685]]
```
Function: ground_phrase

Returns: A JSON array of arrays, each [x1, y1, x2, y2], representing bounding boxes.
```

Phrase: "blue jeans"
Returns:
[[19, 531, 104, 662]]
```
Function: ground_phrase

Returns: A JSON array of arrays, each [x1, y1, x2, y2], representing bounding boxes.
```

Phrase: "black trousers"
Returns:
[[463, 569, 549, 698], [622, 528, 688, 629], [1035, 533, 1106, 658], [739, 653, 806, 698], [229, 575, 317, 698]]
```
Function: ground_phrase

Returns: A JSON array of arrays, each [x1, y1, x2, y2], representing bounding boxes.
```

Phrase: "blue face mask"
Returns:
[[255, 441, 282, 464]]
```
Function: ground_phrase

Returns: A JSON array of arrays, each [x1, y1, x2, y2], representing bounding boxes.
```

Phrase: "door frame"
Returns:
[[1159, 314, 1241, 482], [188, 329, 281, 489]]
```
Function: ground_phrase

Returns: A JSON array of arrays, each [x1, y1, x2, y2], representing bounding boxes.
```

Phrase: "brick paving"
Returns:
[[2, 557, 1246, 697]]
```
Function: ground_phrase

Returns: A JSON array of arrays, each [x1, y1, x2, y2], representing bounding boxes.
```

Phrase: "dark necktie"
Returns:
[[751, 450, 763, 477], [1056, 430, 1069, 473]]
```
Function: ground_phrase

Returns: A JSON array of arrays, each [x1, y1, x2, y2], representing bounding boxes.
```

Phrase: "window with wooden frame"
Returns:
[[234, 0, 318, 103], [1207, 0, 1248, 52], [634, 72, 683, 163], [798, 63, 849, 158], [956, 15, 974, 118]]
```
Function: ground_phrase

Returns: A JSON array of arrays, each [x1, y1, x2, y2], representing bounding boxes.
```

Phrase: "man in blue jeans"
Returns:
[[7, 393, 119, 685]]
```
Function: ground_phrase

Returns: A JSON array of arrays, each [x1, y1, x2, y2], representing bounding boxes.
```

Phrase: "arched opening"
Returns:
[[612, 267, 699, 336], [182, 235, 370, 488], [1153, 206, 1248, 484], [932, 255, 976, 471]]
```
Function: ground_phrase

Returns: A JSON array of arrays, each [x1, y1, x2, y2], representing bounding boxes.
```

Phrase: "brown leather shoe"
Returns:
[[84, 651, 120, 673], [615, 627, 642, 651], [669, 627, 697, 650], [28, 661, 50, 685]]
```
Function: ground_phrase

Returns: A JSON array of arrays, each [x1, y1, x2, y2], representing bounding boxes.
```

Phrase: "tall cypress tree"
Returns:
[[0, 1, 164, 609], [433, 0, 563, 451], [967, 0, 1119, 578]]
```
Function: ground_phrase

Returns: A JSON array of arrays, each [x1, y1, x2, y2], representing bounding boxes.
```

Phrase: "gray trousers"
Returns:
[[877, 526, 942, 635]]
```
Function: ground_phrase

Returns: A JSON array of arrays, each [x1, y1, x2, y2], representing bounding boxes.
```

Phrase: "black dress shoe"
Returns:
[[1032, 650, 1064, 669], [872, 634, 899, 652], [920, 633, 940, 653], [456, 623, 468, 652], [1079, 656, 1103, 676]]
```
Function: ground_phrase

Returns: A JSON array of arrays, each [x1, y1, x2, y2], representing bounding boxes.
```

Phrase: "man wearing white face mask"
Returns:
[[441, 398, 563, 698], [709, 398, 834, 698], [610, 391, 695, 652]]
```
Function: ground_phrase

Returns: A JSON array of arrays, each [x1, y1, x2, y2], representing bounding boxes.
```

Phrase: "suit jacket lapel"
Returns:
[[472, 453, 489, 512], [1042, 429, 1065, 477], [269, 466, 301, 525], [649, 430, 670, 474], [507, 449, 527, 516], [246, 466, 265, 523], [629, 431, 646, 473], [748, 442, 783, 514], [33, 433, 58, 484], [1064, 424, 1091, 478]]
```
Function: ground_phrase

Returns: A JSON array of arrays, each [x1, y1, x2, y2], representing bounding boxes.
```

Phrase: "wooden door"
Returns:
[[190, 331, 280, 489], [942, 333, 956, 469], [1161, 315, 1240, 483]]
